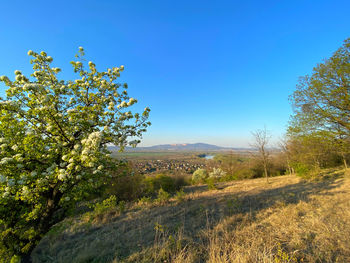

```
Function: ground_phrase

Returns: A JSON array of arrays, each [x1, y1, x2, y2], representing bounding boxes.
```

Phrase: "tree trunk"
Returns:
[[21, 251, 33, 263], [263, 161, 269, 183], [19, 189, 64, 263], [341, 152, 348, 170], [286, 157, 292, 176]]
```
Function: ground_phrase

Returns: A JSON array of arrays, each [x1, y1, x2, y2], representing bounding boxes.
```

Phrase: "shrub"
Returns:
[[155, 188, 170, 205], [93, 195, 117, 214], [137, 196, 153, 207], [104, 173, 146, 201], [294, 163, 311, 178], [192, 168, 208, 184], [206, 177, 217, 190], [209, 168, 226, 179], [144, 174, 184, 194], [174, 189, 186, 202]]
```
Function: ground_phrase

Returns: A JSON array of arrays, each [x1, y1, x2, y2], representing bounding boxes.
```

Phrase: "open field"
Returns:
[[32, 169, 350, 262]]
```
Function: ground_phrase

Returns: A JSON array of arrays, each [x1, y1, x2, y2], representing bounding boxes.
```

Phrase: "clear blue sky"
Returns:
[[0, 0, 349, 147]]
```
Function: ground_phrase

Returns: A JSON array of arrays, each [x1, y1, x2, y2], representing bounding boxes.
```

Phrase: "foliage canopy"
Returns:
[[288, 38, 350, 171], [0, 48, 150, 261]]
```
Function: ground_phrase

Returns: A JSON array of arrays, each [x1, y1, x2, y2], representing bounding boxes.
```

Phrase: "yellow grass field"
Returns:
[[33, 170, 350, 263]]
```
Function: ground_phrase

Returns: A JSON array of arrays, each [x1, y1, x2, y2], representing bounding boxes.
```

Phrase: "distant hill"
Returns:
[[139, 143, 224, 151], [109, 143, 251, 152]]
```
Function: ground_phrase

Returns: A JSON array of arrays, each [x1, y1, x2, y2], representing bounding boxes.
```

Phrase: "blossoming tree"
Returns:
[[0, 48, 150, 262]]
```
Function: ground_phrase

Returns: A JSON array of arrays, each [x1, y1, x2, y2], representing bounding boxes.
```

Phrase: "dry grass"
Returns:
[[32, 169, 350, 262]]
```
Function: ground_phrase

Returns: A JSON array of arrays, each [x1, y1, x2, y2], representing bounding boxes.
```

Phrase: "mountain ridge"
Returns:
[[109, 143, 251, 152]]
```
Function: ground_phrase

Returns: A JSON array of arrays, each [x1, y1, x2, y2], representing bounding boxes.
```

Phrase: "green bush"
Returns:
[[104, 173, 146, 201], [144, 174, 185, 194], [105, 173, 187, 203], [137, 196, 153, 207], [294, 163, 311, 178], [206, 177, 217, 190], [155, 188, 170, 204], [192, 168, 208, 184], [93, 195, 117, 214], [174, 189, 186, 202]]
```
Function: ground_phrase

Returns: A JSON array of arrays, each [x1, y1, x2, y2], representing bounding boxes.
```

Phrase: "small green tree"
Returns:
[[0, 48, 150, 262], [289, 38, 350, 169]]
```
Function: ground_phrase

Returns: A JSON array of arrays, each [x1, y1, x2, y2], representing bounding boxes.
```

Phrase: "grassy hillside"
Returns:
[[32, 169, 350, 262]]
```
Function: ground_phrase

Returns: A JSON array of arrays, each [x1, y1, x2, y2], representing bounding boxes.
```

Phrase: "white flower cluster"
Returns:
[[108, 101, 114, 110], [52, 67, 61, 73], [58, 169, 68, 181], [0, 157, 13, 165], [22, 186, 29, 196], [209, 168, 226, 178], [0, 143, 7, 149], [23, 83, 42, 91], [127, 98, 137, 106], [11, 144, 19, 151], [14, 154, 23, 162], [80, 131, 102, 166], [118, 101, 127, 109]]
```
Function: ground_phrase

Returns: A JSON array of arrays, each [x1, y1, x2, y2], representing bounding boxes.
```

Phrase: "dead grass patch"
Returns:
[[32, 173, 350, 262]]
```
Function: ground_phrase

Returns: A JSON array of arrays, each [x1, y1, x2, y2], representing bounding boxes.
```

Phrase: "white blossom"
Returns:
[[1, 157, 13, 165], [11, 144, 19, 151], [127, 98, 137, 106], [58, 173, 66, 181], [74, 144, 81, 150], [22, 186, 29, 196]]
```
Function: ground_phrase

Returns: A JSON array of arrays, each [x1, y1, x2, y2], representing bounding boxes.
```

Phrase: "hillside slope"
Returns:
[[32, 171, 350, 263]]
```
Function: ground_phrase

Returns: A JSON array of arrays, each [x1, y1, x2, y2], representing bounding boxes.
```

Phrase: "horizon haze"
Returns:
[[0, 0, 350, 147]]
